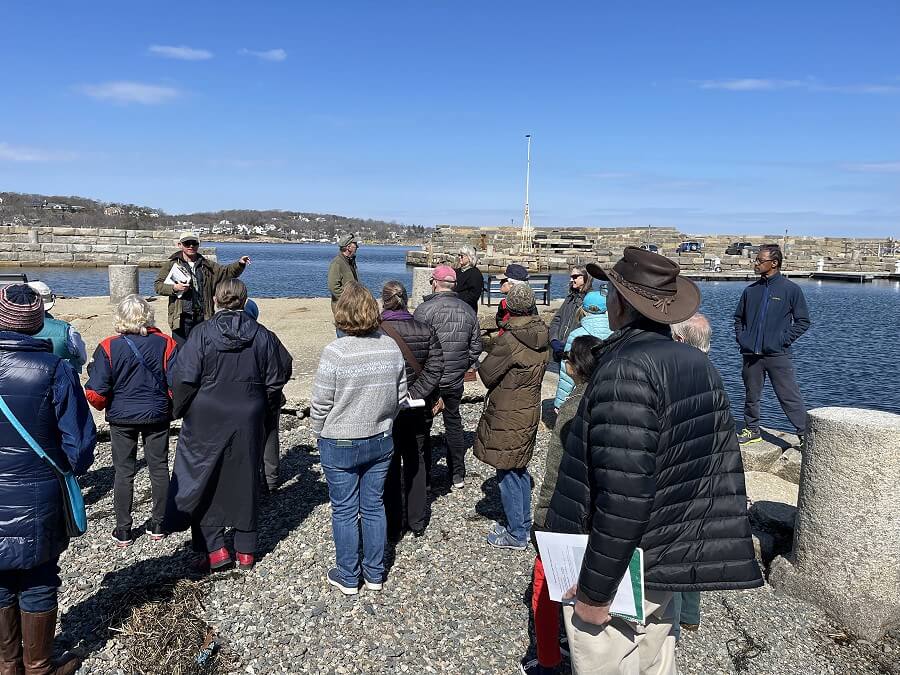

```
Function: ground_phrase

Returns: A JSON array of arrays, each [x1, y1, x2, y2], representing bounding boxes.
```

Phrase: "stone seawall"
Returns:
[[0, 226, 217, 267], [409, 226, 900, 273]]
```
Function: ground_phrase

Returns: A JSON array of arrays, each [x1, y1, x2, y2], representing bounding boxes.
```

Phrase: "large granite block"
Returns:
[[770, 407, 900, 639]]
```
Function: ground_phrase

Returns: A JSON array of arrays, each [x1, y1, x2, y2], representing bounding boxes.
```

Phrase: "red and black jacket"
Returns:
[[85, 328, 177, 425]]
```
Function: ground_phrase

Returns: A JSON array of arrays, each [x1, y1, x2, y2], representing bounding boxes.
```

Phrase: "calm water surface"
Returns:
[[17, 242, 900, 428]]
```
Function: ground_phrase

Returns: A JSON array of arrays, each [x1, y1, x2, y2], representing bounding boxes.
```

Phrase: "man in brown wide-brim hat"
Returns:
[[544, 247, 762, 674]]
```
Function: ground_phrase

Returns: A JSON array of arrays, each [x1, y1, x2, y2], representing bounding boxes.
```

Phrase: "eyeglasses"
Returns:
[[182, 241, 199, 248], [754, 258, 772, 265]]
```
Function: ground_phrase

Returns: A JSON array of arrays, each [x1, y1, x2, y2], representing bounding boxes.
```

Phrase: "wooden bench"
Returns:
[[481, 273, 552, 306]]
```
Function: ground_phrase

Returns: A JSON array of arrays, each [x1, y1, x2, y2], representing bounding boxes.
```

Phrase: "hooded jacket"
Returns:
[[733, 272, 811, 355], [474, 315, 550, 470], [165, 310, 292, 531], [154, 253, 246, 332], [554, 312, 613, 409], [413, 291, 482, 389], [0, 332, 96, 570], [546, 321, 762, 604]]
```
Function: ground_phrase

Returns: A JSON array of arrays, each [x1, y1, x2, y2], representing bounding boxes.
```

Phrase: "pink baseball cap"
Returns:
[[432, 265, 457, 282]]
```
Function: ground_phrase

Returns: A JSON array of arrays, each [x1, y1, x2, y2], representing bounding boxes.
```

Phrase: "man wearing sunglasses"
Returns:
[[548, 266, 593, 361], [154, 231, 251, 345], [733, 244, 810, 447]]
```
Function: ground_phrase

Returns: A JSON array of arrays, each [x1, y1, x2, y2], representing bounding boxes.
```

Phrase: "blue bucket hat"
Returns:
[[582, 290, 607, 314]]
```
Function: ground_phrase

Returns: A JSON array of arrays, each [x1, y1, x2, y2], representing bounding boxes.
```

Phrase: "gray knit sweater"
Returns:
[[310, 332, 407, 439]]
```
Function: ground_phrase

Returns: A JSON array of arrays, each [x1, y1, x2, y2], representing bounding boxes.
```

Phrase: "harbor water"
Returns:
[[15, 241, 900, 430]]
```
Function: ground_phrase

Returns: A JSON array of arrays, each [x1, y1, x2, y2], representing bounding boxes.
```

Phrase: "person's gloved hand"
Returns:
[[550, 339, 564, 362]]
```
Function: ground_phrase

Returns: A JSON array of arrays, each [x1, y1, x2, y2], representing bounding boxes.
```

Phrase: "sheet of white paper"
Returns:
[[535, 531, 641, 622], [399, 397, 426, 409], [163, 265, 190, 298]]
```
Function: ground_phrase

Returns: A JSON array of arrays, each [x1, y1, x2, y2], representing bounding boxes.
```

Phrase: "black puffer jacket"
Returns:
[[380, 310, 443, 403], [546, 321, 762, 604], [413, 292, 482, 389]]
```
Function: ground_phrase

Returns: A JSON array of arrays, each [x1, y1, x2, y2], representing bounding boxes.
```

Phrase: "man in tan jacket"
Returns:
[[154, 232, 250, 345]]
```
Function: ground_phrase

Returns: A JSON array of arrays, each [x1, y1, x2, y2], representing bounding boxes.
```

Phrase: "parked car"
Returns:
[[725, 241, 759, 256], [677, 241, 703, 254], [639, 243, 660, 254]]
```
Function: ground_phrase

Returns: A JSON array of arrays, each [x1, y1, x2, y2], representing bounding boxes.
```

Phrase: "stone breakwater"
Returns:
[[0, 226, 217, 267], [407, 226, 900, 273]]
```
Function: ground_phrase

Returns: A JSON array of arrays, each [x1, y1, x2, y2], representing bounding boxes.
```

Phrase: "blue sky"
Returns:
[[1, 1, 898, 235]]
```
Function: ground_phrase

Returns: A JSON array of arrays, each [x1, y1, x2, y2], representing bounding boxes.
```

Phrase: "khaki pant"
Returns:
[[562, 590, 677, 675]]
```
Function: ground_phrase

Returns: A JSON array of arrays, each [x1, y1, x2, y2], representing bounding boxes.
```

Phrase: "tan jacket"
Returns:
[[154, 253, 245, 331], [474, 315, 550, 470]]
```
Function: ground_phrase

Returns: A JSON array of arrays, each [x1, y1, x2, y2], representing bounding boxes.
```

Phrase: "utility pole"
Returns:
[[521, 134, 533, 248]]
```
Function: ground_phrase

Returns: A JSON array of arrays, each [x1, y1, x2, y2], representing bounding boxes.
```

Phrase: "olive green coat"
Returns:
[[474, 315, 550, 470], [327, 253, 359, 311], [154, 253, 245, 331]]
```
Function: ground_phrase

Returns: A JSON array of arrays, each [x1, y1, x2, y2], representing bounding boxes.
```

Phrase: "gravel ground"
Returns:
[[56, 404, 898, 674]]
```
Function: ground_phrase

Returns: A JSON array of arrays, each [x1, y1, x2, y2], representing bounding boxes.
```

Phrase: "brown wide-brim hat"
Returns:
[[587, 247, 700, 325]]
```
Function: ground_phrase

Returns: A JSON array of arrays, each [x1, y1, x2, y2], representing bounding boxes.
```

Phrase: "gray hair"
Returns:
[[458, 245, 478, 268], [115, 294, 155, 336], [671, 313, 711, 353]]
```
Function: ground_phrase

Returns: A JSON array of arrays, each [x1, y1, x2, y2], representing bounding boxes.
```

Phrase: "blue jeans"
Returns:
[[497, 468, 532, 543], [0, 559, 61, 613], [319, 432, 394, 586]]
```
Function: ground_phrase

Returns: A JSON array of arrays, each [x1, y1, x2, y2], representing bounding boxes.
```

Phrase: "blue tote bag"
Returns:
[[0, 395, 88, 537]]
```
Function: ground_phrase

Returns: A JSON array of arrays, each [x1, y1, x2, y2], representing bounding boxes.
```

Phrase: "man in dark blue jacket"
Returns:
[[0, 284, 96, 675], [733, 244, 811, 445]]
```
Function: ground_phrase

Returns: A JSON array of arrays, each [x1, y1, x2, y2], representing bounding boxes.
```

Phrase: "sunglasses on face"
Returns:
[[570, 274, 583, 280], [182, 241, 199, 248], [754, 258, 772, 264]]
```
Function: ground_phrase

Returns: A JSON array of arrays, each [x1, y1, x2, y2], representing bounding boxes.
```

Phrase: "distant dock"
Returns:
[[684, 271, 893, 283]]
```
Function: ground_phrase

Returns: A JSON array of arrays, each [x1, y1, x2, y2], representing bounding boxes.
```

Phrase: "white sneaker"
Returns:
[[364, 579, 383, 592], [452, 479, 465, 490]]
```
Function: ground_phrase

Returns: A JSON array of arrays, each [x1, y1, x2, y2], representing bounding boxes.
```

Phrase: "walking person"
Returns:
[[243, 299, 289, 495], [413, 266, 482, 489], [548, 266, 592, 361], [525, 335, 601, 675], [454, 245, 483, 313], [154, 231, 250, 346], [165, 280, 292, 572], [733, 244, 811, 445], [379, 281, 443, 539], [0, 284, 96, 675], [475, 283, 550, 550], [311, 282, 407, 595], [27, 281, 88, 374], [327, 233, 360, 314], [546, 248, 762, 674], [553, 290, 612, 411], [84, 294, 178, 546]]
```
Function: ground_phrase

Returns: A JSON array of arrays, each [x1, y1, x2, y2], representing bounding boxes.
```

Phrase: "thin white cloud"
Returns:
[[78, 81, 180, 105], [697, 78, 900, 94], [239, 48, 287, 62], [0, 142, 77, 162], [148, 44, 213, 61], [843, 161, 900, 173]]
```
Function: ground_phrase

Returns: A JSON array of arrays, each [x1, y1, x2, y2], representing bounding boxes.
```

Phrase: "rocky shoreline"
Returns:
[[55, 403, 899, 674]]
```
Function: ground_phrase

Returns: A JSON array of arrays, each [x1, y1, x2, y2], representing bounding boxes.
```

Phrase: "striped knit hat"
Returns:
[[0, 284, 45, 335]]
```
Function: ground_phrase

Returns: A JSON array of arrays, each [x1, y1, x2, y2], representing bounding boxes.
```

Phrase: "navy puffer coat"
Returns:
[[546, 321, 762, 604], [0, 333, 96, 570], [412, 291, 482, 389]]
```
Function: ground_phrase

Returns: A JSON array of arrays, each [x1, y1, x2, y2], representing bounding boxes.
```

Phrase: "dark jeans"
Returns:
[[198, 526, 257, 555], [109, 421, 171, 530], [260, 410, 280, 489], [439, 384, 466, 481], [0, 559, 60, 613], [385, 411, 429, 536], [173, 314, 203, 346], [742, 353, 808, 434]]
